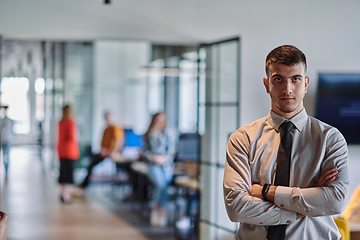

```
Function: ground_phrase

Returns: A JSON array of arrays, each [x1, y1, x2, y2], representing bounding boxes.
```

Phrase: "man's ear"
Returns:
[[305, 76, 310, 93], [263, 77, 270, 93]]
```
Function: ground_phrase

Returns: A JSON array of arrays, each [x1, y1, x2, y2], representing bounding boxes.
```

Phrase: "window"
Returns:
[[0, 77, 30, 134]]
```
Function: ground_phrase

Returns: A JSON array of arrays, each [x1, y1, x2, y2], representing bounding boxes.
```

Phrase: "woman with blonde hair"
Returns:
[[57, 105, 80, 203]]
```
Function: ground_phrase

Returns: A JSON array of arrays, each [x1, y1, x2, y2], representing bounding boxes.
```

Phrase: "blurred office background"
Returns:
[[0, 1, 360, 239]]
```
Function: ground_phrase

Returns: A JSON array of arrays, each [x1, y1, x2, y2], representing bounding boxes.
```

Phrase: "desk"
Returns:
[[130, 162, 152, 218], [174, 175, 199, 191], [131, 161, 149, 175], [350, 222, 360, 240], [173, 175, 199, 240]]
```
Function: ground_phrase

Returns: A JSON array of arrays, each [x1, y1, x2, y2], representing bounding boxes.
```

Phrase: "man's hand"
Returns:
[[0, 211, 8, 240], [99, 147, 110, 158], [251, 184, 263, 199], [252, 184, 277, 202], [251, 167, 338, 222], [315, 167, 338, 187], [296, 213, 305, 220]]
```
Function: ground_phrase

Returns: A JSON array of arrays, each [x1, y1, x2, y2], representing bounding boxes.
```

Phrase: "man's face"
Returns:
[[263, 63, 309, 119], [105, 113, 112, 124]]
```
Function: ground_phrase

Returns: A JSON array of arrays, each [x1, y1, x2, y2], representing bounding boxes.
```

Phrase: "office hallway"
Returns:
[[0, 146, 176, 240]]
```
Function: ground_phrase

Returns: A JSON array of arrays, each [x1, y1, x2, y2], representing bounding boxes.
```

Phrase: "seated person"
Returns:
[[78, 111, 124, 191], [142, 112, 176, 227]]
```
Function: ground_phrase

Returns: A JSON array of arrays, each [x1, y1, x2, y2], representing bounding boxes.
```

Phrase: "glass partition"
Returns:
[[198, 37, 240, 239]]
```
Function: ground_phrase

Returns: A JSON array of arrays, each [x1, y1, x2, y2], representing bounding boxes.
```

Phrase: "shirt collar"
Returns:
[[267, 108, 308, 132]]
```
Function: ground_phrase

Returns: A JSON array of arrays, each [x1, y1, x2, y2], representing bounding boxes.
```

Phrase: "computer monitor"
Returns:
[[123, 129, 143, 148], [122, 129, 143, 160], [175, 133, 201, 162], [315, 73, 360, 144]]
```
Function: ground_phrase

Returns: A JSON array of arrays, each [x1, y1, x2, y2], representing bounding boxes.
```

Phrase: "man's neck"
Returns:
[[271, 107, 304, 120]]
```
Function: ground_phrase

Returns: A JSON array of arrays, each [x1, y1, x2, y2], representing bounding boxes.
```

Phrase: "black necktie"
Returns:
[[267, 121, 293, 240]]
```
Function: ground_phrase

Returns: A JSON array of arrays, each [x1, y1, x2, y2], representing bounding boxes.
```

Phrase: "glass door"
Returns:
[[198, 37, 241, 240]]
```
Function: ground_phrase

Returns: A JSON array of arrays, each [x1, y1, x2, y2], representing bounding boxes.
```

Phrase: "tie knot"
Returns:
[[281, 121, 293, 132]]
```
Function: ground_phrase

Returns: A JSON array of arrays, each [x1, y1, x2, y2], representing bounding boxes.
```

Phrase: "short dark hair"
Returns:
[[265, 45, 307, 77], [103, 111, 111, 119]]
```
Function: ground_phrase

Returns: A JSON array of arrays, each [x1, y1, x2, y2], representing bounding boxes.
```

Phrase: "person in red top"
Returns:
[[57, 105, 80, 203]]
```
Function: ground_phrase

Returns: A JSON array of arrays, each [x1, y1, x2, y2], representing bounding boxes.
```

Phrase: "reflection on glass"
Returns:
[[147, 59, 165, 114], [179, 59, 198, 133], [35, 77, 45, 94], [46, 78, 53, 91], [55, 78, 63, 90], [35, 78, 45, 121]]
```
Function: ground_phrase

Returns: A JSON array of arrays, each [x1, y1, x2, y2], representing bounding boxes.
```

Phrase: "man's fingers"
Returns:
[[323, 167, 338, 175], [322, 171, 338, 182], [323, 176, 336, 186], [315, 167, 338, 187]]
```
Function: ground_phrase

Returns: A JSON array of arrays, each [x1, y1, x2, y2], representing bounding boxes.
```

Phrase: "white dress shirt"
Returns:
[[223, 109, 349, 240]]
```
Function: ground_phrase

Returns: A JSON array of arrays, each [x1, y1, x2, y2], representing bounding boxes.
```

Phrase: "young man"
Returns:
[[223, 45, 349, 240], [79, 111, 124, 190]]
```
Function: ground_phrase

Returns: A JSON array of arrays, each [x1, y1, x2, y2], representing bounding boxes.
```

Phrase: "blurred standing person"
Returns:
[[57, 105, 80, 204], [143, 112, 176, 227], [78, 111, 124, 192], [1, 106, 14, 177]]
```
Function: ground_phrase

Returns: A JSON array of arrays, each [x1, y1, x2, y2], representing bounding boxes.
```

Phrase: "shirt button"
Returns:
[[286, 220, 291, 224], [259, 222, 264, 225], [280, 204, 284, 208]]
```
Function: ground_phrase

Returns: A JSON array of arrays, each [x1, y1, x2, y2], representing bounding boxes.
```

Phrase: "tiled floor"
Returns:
[[0, 146, 176, 240]]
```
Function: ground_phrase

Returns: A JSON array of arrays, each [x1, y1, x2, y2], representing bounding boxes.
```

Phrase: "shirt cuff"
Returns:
[[275, 186, 298, 224], [278, 208, 297, 225], [274, 186, 293, 207]]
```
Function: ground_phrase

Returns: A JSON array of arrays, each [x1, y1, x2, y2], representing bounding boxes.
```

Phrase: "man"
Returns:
[[79, 111, 124, 190], [223, 45, 349, 239]]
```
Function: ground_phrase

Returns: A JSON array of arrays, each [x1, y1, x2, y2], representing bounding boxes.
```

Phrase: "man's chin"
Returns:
[[280, 108, 295, 114]]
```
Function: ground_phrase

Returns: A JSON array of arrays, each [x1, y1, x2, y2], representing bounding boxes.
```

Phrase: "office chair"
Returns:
[[334, 217, 350, 240]]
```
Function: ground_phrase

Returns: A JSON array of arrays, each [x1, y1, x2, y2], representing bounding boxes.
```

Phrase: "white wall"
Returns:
[[92, 40, 151, 152], [236, 1, 360, 203]]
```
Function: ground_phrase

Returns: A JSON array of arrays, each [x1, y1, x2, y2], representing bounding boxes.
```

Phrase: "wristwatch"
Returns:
[[262, 183, 270, 201]]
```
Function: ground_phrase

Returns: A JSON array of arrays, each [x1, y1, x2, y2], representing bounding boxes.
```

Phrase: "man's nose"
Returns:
[[283, 81, 293, 94]]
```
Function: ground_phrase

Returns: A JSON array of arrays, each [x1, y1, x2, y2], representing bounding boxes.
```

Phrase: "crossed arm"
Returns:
[[224, 130, 349, 225], [251, 167, 339, 219]]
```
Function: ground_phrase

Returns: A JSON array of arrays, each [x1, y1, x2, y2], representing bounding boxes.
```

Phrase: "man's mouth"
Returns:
[[281, 96, 295, 101]]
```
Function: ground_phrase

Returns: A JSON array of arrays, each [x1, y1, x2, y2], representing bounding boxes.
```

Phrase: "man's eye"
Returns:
[[293, 77, 301, 81], [274, 78, 282, 82]]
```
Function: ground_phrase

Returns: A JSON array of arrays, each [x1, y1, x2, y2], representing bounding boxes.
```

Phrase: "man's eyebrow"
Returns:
[[271, 74, 303, 78]]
